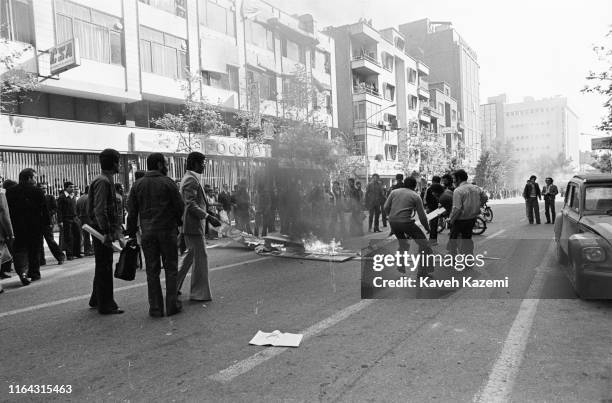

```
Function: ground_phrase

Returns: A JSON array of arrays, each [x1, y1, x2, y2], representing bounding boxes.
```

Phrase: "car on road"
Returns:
[[554, 174, 612, 299]]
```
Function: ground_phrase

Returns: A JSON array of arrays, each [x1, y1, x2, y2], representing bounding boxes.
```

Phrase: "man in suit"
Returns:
[[38, 182, 65, 265], [6, 168, 49, 283], [365, 173, 385, 233], [522, 175, 542, 224], [127, 153, 184, 317], [88, 149, 125, 315], [176, 152, 220, 302], [542, 177, 559, 224], [58, 181, 82, 260]]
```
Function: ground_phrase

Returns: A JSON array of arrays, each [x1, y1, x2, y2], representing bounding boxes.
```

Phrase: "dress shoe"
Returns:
[[373, 229, 381, 233], [20, 276, 31, 286], [100, 309, 124, 315]]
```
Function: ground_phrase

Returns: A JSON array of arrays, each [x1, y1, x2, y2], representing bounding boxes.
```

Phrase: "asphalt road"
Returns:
[[1, 201, 611, 402]]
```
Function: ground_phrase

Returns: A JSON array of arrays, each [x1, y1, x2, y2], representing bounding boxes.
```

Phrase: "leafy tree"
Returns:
[[473, 139, 517, 191], [582, 27, 612, 133], [592, 151, 612, 173], [151, 72, 228, 153], [0, 38, 38, 112]]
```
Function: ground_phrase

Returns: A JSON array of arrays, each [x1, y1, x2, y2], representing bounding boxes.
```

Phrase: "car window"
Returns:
[[569, 185, 579, 212], [564, 184, 571, 206], [584, 185, 612, 212]]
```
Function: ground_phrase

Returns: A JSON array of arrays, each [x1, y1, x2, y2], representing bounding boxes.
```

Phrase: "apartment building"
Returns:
[[399, 18, 481, 168], [428, 82, 460, 157], [0, 0, 337, 192], [479, 94, 506, 151], [328, 20, 427, 184]]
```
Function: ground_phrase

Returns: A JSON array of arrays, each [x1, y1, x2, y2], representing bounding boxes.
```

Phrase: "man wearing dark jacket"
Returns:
[[38, 182, 65, 265], [365, 173, 385, 232], [76, 185, 93, 256], [127, 153, 184, 317], [424, 176, 442, 245], [6, 168, 49, 283], [57, 181, 82, 259], [522, 175, 542, 224], [88, 149, 125, 315]]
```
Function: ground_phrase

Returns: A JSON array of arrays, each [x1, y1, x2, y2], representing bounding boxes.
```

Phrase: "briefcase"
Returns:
[[114, 239, 141, 281]]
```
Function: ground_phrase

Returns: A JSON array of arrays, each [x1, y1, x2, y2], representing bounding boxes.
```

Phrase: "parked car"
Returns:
[[554, 174, 612, 299]]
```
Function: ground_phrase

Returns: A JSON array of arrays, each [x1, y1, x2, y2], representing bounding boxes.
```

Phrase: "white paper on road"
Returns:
[[426, 207, 447, 221], [82, 224, 123, 252], [249, 330, 303, 347]]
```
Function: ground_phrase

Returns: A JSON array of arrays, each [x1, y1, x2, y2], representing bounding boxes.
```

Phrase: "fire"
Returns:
[[302, 236, 341, 255]]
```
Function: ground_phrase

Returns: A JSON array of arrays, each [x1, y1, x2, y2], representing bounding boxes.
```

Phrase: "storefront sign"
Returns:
[[203, 135, 270, 158], [49, 39, 80, 75]]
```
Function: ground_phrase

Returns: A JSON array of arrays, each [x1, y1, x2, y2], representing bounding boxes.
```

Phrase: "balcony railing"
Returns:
[[351, 53, 380, 66], [353, 84, 380, 97]]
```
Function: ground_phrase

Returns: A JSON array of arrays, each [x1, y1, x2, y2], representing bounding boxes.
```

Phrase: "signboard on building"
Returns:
[[49, 39, 80, 75], [203, 135, 270, 158], [592, 136, 612, 150]]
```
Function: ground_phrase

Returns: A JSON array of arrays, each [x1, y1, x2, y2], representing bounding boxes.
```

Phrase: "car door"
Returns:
[[560, 183, 580, 253]]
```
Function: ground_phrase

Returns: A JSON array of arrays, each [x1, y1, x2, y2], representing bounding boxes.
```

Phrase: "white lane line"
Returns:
[[473, 242, 554, 403], [208, 299, 376, 383], [484, 229, 505, 240], [0, 257, 271, 319]]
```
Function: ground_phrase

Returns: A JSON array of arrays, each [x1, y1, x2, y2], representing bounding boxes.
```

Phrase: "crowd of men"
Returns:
[[0, 147, 501, 301]]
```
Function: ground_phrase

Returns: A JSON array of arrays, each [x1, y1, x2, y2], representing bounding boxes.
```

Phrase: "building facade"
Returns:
[[0, 0, 337, 191], [479, 94, 506, 151], [329, 20, 426, 184], [399, 18, 481, 168]]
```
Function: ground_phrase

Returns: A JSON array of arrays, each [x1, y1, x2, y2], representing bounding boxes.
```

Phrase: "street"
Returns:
[[1, 201, 611, 402]]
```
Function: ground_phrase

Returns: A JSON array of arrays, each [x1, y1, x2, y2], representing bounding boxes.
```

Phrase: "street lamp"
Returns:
[[363, 103, 396, 180]]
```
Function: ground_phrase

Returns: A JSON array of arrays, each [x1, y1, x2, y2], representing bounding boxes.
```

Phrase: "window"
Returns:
[[281, 38, 302, 62], [245, 20, 273, 50], [247, 68, 276, 101], [584, 186, 612, 212], [55, 0, 123, 65], [383, 83, 395, 102], [451, 109, 457, 121], [325, 94, 332, 114], [569, 185, 580, 212], [139, 26, 187, 79], [354, 101, 381, 125], [382, 52, 393, 71], [324, 52, 331, 74], [139, 0, 186, 17], [199, 0, 235, 37], [1, 0, 35, 45], [312, 92, 319, 109], [385, 144, 397, 160], [408, 95, 417, 110], [407, 68, 416, 84]]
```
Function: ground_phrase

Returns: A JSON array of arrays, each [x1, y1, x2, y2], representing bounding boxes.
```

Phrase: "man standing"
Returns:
[[542, 177, 559, 224], [448, 169, 488, 257], [57, 181, 82, 260], [384, 177, 432, 277], [391, 173, 404, 191], [38, 182, 65, 265], [522, 175, 542, 224], [425, 176, 442, 246], [76, 185, 93, 256], [127, 153, 184, 317], [88, 149, 125, 315], [176, 152, 220, 302], [6, 169, 48, 284], [365, 173, 385, 233]]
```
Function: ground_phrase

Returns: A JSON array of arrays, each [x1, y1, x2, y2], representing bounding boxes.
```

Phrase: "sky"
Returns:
[[269, 0, 612, 150]]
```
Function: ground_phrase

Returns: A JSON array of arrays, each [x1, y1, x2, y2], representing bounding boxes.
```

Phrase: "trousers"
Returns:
[[448, 218, 477, 256], [525, 197, 541, 224], [39, 225, 63, 264], [368, 205, 381, 230], [389, 220, 433, 273], [544, 197, 556, 223], [141, 230, 180, 316], [89, 237, 118, 313], [177, 234, 211, 301]]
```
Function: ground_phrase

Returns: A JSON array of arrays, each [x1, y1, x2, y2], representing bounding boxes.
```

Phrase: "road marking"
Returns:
[[0, 257, 271, 319], [208, 299, 376, 383], [484, 229, 505, 240], [474, 242, 554, 403]]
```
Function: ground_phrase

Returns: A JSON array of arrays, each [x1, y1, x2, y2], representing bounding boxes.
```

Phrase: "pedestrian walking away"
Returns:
[[58, 181, 82, 259], [88, 149, 126, 315], [127, 152, 184, 317], [542, 177, 559, 224], [523, 175, 542, 224], [176, 152, 220, 302], [384, 176, 433, 277], [76, 185, 93, 256], [38, 182, 65, 265]]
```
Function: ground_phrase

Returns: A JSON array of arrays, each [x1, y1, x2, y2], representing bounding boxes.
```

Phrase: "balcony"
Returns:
[[351, 53, 381, 75], [353, 84, 381, 103], [426, 105, 443, 119], [349, 21, 380, 44], [417, 61, 430, 76], [418, 82, 430, 99], [418, 109, 431, 124]]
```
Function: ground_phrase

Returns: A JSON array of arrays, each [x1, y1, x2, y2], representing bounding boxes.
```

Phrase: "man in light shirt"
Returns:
[[448, 169, 488, 257]]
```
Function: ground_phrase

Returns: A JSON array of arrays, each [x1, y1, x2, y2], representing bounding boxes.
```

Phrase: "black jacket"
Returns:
[[522, 182, 542, 200], [57, 192, 77, 222], [6, 183, 50, 242]]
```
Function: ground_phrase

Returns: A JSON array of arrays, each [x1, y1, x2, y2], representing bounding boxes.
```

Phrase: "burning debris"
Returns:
[[255, 234, 358, 263]]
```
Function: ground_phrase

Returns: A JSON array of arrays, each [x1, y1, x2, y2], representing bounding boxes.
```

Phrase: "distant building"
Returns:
[[428, 82, 461, 159], [399, 18, 481, 167], [479, 94, 507, 150]]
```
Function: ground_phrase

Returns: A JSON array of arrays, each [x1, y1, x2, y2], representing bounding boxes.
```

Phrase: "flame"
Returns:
[[302, 236, 342, 255]]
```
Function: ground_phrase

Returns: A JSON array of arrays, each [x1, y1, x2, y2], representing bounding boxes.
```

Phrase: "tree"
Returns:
[[592, 151, 612, 173], [582, 27, 612, 133], [473, 140, 517, 191], [151, 72, 228, 153], [0, 37, 39, 112]]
